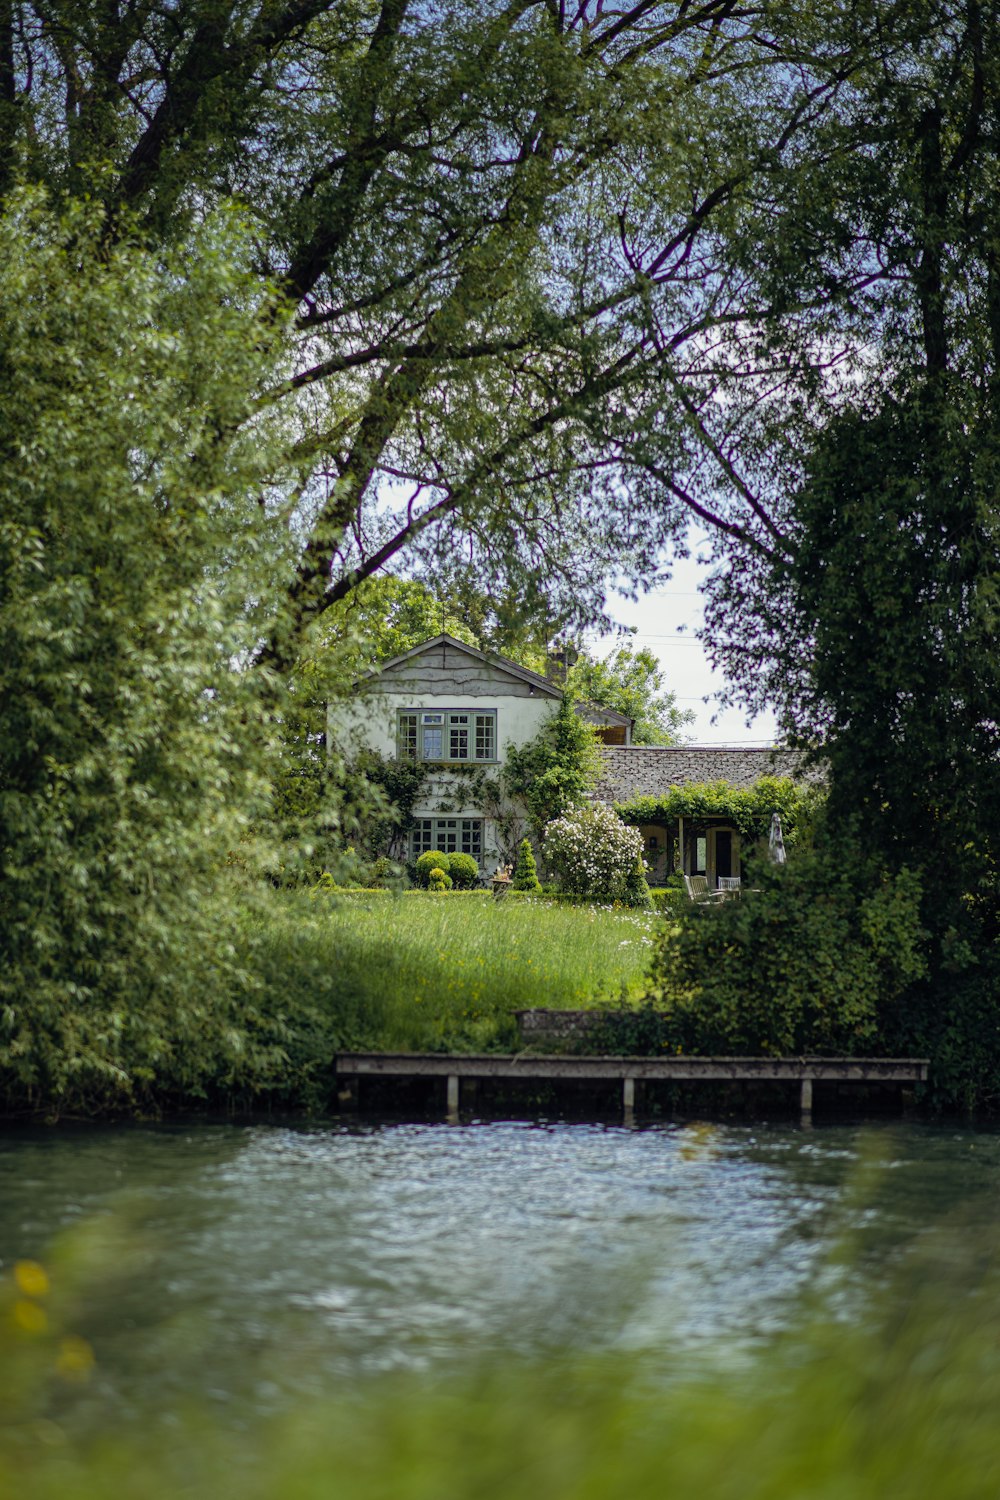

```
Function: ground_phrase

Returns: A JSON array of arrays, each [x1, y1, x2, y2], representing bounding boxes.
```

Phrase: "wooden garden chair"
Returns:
[[683, 874, 726, 904]]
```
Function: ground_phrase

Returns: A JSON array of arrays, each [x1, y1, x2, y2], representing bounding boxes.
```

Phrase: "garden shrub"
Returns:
[[427, 866, 453, 892], [365, 856, 396, 888], [415, 850, 451, 886], [623, 853, 651, 909], [512, 838, 542, 893], [645, 845, 927, 1055], [447, 852, 480, 889], [543, 804, 648, 906]]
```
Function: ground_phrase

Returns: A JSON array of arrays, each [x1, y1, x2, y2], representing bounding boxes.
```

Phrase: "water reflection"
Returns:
[[0, 1119, 998, 1420]]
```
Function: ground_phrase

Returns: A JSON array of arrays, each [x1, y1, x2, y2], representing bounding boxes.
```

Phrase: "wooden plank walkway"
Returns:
[[335, 1052, 930, 1120]]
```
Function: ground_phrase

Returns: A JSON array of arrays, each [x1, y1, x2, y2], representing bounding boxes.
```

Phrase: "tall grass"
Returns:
[[243, 890, 655, 1055]]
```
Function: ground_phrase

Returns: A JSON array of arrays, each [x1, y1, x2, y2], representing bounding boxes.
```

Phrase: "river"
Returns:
[[1, 1118, 996, 1426]]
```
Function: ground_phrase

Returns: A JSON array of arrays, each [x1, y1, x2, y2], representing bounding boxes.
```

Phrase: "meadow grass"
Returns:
[[242, 889, 655, 1054]]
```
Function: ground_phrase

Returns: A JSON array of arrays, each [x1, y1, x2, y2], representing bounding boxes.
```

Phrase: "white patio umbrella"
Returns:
[[768, 813, 786, 865]]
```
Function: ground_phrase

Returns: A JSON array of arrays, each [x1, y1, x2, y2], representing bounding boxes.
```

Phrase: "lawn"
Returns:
[[243, 890, 656, 1054]]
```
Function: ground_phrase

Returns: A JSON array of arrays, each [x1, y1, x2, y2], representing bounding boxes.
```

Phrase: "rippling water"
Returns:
[[1, 1119, 997, 1421]]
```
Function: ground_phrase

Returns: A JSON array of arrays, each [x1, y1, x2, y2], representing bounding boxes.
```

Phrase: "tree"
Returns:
[[0, 193, 295, 1112], [0, 0, 905, 671], [569, 644, 693, 745], [512, 838, 542, 894], [692, 5, 1000, 1104]]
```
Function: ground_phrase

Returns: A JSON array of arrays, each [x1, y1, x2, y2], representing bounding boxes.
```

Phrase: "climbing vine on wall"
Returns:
[[615, 777, 820, 846], [429, 764, 526, 865], [350, 749, 429, 858]]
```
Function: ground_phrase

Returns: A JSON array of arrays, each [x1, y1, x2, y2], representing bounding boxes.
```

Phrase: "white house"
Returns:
[[328, 633, 631, 870], [328, 632, 807, 883]]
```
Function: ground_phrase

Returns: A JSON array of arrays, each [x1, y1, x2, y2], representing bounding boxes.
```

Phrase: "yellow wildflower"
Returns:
[[55, 1336, 95, 1381], [13, 1299, 47, 1334], [14, 1260, 49, 1298]]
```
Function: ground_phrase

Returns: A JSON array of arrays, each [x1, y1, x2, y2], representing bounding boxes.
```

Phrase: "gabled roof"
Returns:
[[362, 633, 565, 696], [361, 634, 634, 730], [576, 701, 634, 729]]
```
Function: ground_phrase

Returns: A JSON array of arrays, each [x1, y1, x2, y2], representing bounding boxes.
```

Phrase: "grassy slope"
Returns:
[[243, 890, 655, 1055]]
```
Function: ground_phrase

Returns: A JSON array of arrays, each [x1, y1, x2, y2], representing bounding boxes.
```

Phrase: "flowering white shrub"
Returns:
[[543, 803, 649, 905]]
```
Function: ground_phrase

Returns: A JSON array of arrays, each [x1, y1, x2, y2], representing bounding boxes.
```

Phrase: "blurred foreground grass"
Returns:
[[4, 1212, 1000, 1500]]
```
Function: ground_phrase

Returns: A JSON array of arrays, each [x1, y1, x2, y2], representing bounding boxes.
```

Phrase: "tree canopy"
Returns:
[[568, 643, 692, 745], [0, 0, 924, 666]]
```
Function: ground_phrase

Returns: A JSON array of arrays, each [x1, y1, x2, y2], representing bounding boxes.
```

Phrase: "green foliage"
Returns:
[[446, 853, 480, 890], [272, 888, 653, 1053], [427, 867, 453, 892], [646, 844, 927, 1057], [544, 804, 649, 907], [415, 850, 451, 887], [502, 695, 601, 834], [616, 778, 817, 848], [1, 0, 966, 669], [623, 855, 652, 910], [0, 192, 293, 1116], [568, 643, 693, 745], [316, 576, 478, 680], [512, 838, 542, 893], [709, 390, 1000, 1106], [347, 750, 428, 861]]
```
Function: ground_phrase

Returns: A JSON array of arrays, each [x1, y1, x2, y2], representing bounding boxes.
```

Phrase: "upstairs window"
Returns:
[[397, 710, 496, 763]]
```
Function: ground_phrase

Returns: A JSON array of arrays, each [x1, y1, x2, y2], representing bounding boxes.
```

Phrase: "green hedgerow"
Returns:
[[645, 844, 927, 1055]]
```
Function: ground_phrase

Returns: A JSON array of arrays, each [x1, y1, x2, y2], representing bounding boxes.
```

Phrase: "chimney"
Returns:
[[545, 642, 579, 687]]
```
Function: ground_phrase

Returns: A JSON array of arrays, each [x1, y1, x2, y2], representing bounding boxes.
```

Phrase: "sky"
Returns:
[[585, 529, 780, 747]]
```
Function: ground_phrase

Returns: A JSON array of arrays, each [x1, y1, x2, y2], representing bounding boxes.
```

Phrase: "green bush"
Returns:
[[427, 866, 453, 892], [365, 856, 396, 888], [650, 876, 685, 915], [646, 844, 927, 1055], [544, 803, 648, 905], [415, 850, 451, 886], [623, 853, 652, 908], [512, 838, 542, 892], [447, 852, 480, 889]]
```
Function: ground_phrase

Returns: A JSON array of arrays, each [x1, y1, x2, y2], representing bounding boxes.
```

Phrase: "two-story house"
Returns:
[[329, 632, 807, 883], [328, 634, 630, 870]]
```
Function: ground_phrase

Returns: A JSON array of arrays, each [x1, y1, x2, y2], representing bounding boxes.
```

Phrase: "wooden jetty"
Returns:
[[334, 1052, 930, 1122]]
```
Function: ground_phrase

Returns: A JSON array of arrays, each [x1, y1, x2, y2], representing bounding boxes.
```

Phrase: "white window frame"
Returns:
[[411, 819, 484, 861], [397, 709, 496, 763]]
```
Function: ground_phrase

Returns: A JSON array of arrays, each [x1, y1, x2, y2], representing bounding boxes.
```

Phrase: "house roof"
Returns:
[[594, 744, 810, 802], [576, 701, 634, 729], [362, 633, 634, 729], [362, 633, 565, 697]]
